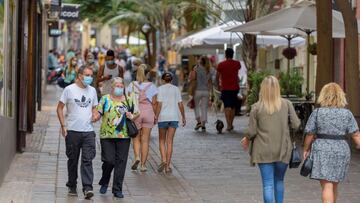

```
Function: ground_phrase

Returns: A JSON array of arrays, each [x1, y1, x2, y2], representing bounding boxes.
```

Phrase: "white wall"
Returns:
[[97, 24, 112, 48]]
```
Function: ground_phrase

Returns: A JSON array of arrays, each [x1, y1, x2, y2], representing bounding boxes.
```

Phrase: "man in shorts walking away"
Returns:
[[216, 48, 241, 131], [56, 65, 100, 199]]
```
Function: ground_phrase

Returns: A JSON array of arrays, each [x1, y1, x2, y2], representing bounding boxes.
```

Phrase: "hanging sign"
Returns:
[[60, 4, 80, 20]]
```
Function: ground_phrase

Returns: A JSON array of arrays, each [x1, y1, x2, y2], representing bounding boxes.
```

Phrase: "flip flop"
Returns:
[[131, 159, 140, 170], [157, 162, 166, 173], [165, 167, 172, 173]]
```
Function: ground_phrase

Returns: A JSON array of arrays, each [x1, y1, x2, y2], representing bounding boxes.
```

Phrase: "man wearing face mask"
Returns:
[[97, 49, 124, 96], [57, 65, 100, 200]]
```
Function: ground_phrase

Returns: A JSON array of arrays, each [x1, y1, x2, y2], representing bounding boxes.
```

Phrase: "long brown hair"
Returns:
[[68, 56, 77, 72], [200, 56, 210, 73]]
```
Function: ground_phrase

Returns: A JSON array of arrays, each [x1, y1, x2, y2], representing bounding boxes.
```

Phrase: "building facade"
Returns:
[[0, 0, 51, 185]]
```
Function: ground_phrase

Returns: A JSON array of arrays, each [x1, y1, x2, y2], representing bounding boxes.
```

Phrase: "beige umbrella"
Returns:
[[223, 0, 360, 94]]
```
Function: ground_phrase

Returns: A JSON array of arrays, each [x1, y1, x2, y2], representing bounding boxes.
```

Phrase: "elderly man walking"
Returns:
[[56, 65, 100, 199]]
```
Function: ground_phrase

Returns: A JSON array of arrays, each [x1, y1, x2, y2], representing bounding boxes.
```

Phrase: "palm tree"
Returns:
[[101, 0, 209, 66], [67, 0, 209, 66]]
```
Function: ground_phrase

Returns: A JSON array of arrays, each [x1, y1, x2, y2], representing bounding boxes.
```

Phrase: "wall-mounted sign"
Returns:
[[50, 29, 62, 36], [48, 21, 62, 37], [60, 4, 80, 20]]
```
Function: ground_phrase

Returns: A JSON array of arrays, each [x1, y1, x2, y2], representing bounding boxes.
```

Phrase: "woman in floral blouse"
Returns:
[[94, 77, 139, 199]]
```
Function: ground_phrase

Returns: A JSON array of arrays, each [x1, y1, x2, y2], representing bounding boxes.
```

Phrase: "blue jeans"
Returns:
[[258, 162, 288, 203]]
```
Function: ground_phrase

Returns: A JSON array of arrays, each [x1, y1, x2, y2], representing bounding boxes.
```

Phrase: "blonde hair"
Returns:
[[317, 83, 347, 108], [258, 76, 282, 114], [111, 77, 124, 87], [136, 64, 147, 83]]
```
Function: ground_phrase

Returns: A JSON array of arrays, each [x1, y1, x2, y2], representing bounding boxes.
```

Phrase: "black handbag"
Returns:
[[300, 109, 319, 177], [124, 93, 138, 138], [289, 142, 302, 168], [300, 155, 313, 177], [288, 104, 302, 169]]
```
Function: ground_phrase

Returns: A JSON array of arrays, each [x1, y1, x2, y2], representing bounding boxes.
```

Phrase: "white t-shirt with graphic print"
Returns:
[[60, 83, 98, 132]]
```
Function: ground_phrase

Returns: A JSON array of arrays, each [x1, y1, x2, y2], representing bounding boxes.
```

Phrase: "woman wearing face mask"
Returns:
[[58, 56, 78, 88], [94, 77, 139, 199], [97, 50, 124, 96]]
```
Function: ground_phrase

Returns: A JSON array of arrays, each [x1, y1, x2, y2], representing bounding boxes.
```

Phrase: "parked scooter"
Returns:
[[47, 66, 63, 84]]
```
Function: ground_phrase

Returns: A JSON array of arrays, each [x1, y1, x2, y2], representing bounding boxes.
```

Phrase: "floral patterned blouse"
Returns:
[[97, 94, 136, 139]]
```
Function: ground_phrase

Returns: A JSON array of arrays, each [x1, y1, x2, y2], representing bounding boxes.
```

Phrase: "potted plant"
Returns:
[[282, 47, 297, 60], [305, 91, 315, 101], [308, 43, 317, 55]]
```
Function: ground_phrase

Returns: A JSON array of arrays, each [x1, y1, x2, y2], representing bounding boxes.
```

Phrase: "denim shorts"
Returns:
[[158, 121, 179, 129]]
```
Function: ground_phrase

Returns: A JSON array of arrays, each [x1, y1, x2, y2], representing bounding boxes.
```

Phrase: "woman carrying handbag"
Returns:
[[303, 83, 360, 203], [94, 77, 139, 199], [241, 76, 300, 203]]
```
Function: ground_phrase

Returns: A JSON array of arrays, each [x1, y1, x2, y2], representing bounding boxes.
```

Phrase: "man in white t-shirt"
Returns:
[[57, 65, 100, 199]]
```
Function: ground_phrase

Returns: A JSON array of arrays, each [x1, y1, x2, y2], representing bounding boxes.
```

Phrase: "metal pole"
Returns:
[[287, 37, 291, 75], [306, 32, 310, 95]]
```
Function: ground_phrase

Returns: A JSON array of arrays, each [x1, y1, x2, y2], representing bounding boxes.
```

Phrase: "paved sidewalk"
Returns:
[[1, 85, 360, 203]]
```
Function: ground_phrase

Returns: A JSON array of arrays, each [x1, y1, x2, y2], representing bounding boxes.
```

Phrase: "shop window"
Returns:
[[0, 0, 5, 115], [0, 0, 16, 118]]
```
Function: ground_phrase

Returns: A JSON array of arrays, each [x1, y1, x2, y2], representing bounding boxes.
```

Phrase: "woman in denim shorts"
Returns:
[[155, 72, 186, 173]]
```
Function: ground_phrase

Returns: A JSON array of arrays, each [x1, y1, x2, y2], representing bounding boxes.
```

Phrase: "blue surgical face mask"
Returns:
[[87, 59, 94, 64], [106, 60, 115, 65], [82, 76, 93, 86], [113, 87, 124, 96]]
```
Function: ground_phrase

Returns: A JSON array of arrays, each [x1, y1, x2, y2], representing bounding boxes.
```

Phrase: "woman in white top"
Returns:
[[155, 72, 186, 173], [97, 50, 124, 96], [127, 64, 158, 172]]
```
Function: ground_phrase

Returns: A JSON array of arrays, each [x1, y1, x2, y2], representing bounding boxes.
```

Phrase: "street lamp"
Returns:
[[142, 24, 151, 34], [142, 24, 152, 66]]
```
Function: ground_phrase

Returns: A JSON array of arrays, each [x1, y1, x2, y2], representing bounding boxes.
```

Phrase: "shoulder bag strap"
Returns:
[[288, 101, 294, 141], [315, 108, 319, 134], [124, 91, 133, 113]]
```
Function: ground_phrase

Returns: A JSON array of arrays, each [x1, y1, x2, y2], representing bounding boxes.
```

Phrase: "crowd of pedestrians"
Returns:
[[56, 47, 187, 199], [55, 47, 360, 203]]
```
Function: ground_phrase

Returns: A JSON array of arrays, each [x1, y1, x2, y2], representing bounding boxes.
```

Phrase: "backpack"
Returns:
[[134, 82, 152, 104]]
